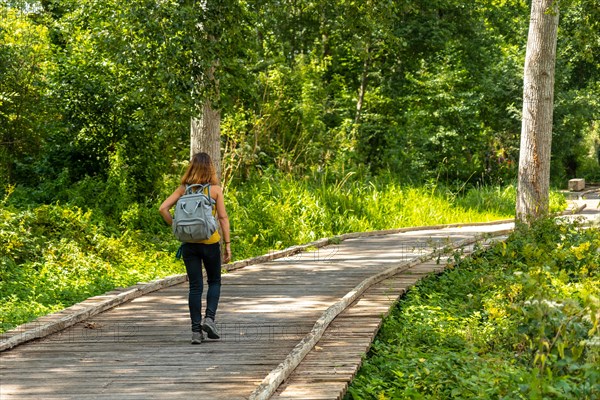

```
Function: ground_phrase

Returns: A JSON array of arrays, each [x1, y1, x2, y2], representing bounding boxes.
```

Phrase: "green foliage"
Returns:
[[551, 0, 600, 182], [0, 201, 182, 332], [347, 218, 600, 399], [0, 5, 56, 185], [43, 0, 194, 195], [223, 54, 351, 178], [2, 0, 600, 189], [224, 173, 520, 260], [1, 0, 197, 197], [577, 118, 600, 181]]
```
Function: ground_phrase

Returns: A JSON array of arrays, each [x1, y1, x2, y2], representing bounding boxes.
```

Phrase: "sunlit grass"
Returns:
[[226, 176, 567, 260]]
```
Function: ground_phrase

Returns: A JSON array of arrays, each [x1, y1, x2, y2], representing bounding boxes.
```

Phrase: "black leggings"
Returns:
[[181, 242, 222, 332]]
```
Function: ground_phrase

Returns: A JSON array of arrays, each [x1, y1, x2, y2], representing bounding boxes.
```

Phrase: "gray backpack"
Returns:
[[172, 184, 218, 242]]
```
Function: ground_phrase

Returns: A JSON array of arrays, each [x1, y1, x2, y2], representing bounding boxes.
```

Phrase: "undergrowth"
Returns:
[[0, 204, 183, 332], [346, 218, 600, 399]]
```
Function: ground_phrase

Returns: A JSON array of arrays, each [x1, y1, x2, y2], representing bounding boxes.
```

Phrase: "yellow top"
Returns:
[[198, 205, 220, 244]]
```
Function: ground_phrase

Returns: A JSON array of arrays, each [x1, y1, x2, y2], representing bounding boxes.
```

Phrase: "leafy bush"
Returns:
[[0, 203, 182, 332], [347, 218, 599, 399]]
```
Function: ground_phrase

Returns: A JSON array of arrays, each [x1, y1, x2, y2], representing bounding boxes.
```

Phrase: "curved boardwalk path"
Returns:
[[0, 209, 594, 400]]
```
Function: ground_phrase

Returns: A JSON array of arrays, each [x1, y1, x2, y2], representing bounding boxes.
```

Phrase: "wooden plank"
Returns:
[[1, 382, 259, 398], [274, 382, 349, 400]]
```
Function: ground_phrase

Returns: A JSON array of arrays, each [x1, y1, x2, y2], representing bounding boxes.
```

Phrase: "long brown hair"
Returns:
[[180, 152, 219, 185]]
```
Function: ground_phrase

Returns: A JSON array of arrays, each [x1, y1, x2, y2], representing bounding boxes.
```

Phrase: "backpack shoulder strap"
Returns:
[[185, 183, 209, 195], [205, 184, 216, 204]]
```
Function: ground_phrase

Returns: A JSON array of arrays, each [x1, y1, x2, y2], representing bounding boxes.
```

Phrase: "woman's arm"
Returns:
[[158, 185, 185, 226], [213, 185, 231, 263]]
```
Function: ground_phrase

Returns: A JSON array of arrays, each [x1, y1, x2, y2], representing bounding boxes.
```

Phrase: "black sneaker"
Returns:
[[201, 318, 220, 339], [191, 331, 203, 344]]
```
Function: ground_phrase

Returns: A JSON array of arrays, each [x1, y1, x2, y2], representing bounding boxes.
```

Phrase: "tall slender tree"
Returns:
[[191, 65, 221, 180], [189, 0, 251, 182], [516, 0, 559, 222]]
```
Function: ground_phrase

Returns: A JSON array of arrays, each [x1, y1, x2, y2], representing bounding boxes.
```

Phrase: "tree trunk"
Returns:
[[516, 0, 559, 223], [354, 44, 370, 126], [190, 100, 222, 181]]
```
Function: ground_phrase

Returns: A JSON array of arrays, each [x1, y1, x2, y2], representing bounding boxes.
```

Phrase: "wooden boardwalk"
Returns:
[[1, 223, 515, 399], [272, 259, 449, 400]]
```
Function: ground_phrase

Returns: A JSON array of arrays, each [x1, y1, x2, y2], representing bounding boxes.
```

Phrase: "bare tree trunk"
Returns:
[[516, 0, 559, 223], [190, 55, 222, 181], [354, 44, 370, 126], [190, 100, 222, 181]]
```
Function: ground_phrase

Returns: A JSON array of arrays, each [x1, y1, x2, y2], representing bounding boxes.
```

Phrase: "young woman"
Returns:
[[159, 152, 231, 344]]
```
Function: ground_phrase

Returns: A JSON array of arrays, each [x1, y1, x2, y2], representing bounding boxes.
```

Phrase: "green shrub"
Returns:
[[347, 218, 599, 399], [0, 203, 182, 332]]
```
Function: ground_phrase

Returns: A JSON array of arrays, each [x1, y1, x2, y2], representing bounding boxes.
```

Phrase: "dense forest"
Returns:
[[2, 2, 598, 396], [2, 0, 599, 201]]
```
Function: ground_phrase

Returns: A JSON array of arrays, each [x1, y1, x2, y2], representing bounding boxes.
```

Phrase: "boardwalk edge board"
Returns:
[[247, 229, 514, 400], [4, 209, 586, 353], [0, 275, 186, 352]]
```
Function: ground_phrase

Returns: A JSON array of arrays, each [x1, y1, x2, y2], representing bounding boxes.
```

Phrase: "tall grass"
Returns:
[[225, 175, 565, 259], [0, 204, 184, 333]]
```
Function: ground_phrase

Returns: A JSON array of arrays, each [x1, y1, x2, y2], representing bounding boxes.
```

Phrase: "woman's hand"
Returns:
[[223, 243, 232, 263]]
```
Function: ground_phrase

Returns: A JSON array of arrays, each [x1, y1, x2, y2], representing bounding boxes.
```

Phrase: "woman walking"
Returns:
[[159, 152, 231, 344]]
